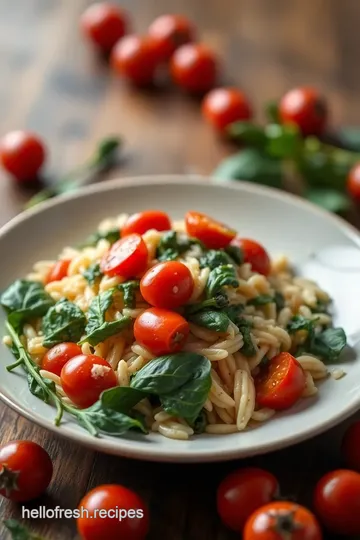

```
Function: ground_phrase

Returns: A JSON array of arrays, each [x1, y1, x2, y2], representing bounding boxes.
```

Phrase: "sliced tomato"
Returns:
[[45, 259, 71, 284], [185, 211, 236, 249], [121, 210, 171, 237], [100, 234, 148, 278], [231, 237, 271, 276]]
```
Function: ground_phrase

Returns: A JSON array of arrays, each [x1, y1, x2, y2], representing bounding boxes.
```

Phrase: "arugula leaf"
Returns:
[[192, 410, 207, 434], [188, 310, 230, 332], [42, 299, 86, 347], [309, 327, 347, 363], [3, 519, 45, 540], [184, 293, 229, 316], [156, 231, 201, 262], [82, 227, 120, 248], [225, 245, 243, 265], [1, 280, 54, 331], [305, 188, 351, 214], [27, 370, 56, 403], [83, 263, 103, 286], [118, 280, 140, 308], [206, 265, 239, 298], [199, 250, 233, 270], [248, 294, 274, 306]]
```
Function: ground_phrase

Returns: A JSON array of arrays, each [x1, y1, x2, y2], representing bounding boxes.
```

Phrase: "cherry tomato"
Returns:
[[347, 163, 360, 201], [121, 210, 171, 237], [279, 87, 328, 137], [342, 421, 360, 472], [100, 234, 148, 278], [185, 211, 236, 249], [77, 484, 149, 540], [111, 35, 157, 86], [42, 342, 82, 376], [0, 440, 53, 502], [244, 501, 322, 540], [60, 355, 117, 408], [202, 87, 253, 133], [255, 352, 306, 410], [45, 259, 71, 284], [0, 130, 46, 183], [80, 3, 129, 52], [313, 469, 360, 535], [217, 467, 279, 533], [170, 43, 218, 94], [134, 307, 189, 356], [148, 14, 195, 62], [231, 238, 271, 276], [140, 261, 194, 309]]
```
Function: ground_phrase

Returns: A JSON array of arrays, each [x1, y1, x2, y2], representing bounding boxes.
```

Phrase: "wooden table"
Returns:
[[1, 1, 360, 538]]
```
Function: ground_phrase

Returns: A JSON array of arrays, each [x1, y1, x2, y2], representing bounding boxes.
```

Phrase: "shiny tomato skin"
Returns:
[[45, 259, 71, 284], [0, 440, 53, 502], [134, 307, 189, 356], [231, 237, 271, 276], [255, 352, 306, 410], [244, 501, 322, 540], [313, 469, 360, 535], [347, 163, 360, 201], [140, 261, 194, 309], [202, 87, 253, 133], [0, 131, 46, 183], [60, 355, 117, 409], [111, 35, 157, 86], [80, 3, 129, 52], [279, 87, 328, 136], [148, 14, 195, 62], [170, 43, 218, 94], [42, 342, 83, 376], [121, 210, 171, 237], [217, 467, 279, 532], [342, 421, 360, 472], [100, 234, 148, 278], [77, 484, 149, 540], [185, 211, 236, 249]]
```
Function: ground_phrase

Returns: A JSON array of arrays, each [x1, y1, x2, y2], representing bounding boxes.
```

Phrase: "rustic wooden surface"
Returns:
[[1, 1, 360, 538]]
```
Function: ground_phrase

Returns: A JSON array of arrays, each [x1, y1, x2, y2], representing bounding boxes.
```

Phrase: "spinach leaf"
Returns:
[[118, 280, 140, 308], [206, 265, 239, 298], [3, 519, 44, 540], [199, 250, 233, 270], [184, 293, 229, 316], [156, 231, 201, 262], [78, 400, 147, 436], [305, 188, 351, 214], [188, 310, 230, 332], [82, 227, 120, 248], [1, 280, 54, 331], [265, 100, 280, 123], [227, 121, 268, 147], [42, 299, 86, 347], [274, 291, 285, 311], [309, 327, 347, 363], [248, 294, 274, 306], [83, 263, 103, 286], [287, 315, 316, 335], [80, 317, 130, 347], [100, 386, 146, 413], [238, 320, 256, 357], [225, 245, 243, 265], [192, 410, 207, 434]]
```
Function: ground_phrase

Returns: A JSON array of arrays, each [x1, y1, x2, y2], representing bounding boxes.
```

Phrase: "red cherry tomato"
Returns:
[[347, 163, 360, 201], [313, 469, 360, 535], [77, 484, 149, 540], [255, 352, 306, 410], [148, 14, 195, 62], [0, 130, 46, 183], [60, 355, 117, 408], [134, 307, 189, 356], [42, 342, 82, 376], [279, 87, 328, 136], [45, 259, 71, 284], [111, 35, 157, 86], [244, 501, 322, 540], [80, 2, 129, 52], [121, 210, 171, 237], [202, 87, 253, 133], [185, 211, 236, 249], [100, 234, 148, 278], [0, 440, 53, 502], [231, 238, 271, 276], [217, 467, 279, 533], [342, 421, 360, 472], [170, 43, 218, 94], [140, 261, 194, 309]]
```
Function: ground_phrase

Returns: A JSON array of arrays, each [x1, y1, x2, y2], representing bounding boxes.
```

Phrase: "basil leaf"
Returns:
[[206, 265, 239, 298], [248, 294, 274, 306], [156, 231, 201, 262], [309, 327, 347, 363], [305, 188, 351, 214], [78, 400, 147, 436], [42, 299, 86, 347], [184, 293, 229, 316], [192, 410, 207, 434], [188, 310, 230, 332], [118, 280, 140, 308], [82, 227, 120, 248], [225, 245, 243, 265], [3, 519, 44, 540], [83, 263, 103, 286], [199, 250, 234, 270]]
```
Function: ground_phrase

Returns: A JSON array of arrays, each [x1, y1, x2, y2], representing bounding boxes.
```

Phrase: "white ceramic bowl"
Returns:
[[1, 176, 360, 463]]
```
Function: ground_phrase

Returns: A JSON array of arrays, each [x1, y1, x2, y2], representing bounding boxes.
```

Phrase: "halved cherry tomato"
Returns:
[[0, 440, 53, 502], [185, 211, 236, 249], [244, 501, 322, 540], [202, 87, 253, 133], [255, 352, 306, 410], [134, 307, 189, 356], [77, 484, 149, 540], [100, 234, 148, 278], [279, 87, 328, 137], [121, 210, 171, 237], [217, 467, 279, 533], [80, 2, 129, 52], [313, 469, 360, 535], [342, 421, 360, 472], [60, 354, 117, 408], [111, 35, 157, 86], [0, 130, 46, 183], [45, 259, 71, 284], [231, 238, 271, 276], [170, 43, 218, 94], [148, 14, 195, 62], [140, 261, 194, 308], [42, 342, 82, 376], [347, 163, 360, 201]]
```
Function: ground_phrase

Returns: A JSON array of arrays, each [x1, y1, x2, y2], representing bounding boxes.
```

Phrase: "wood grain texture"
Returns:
[[0, 1, 360, 538]]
